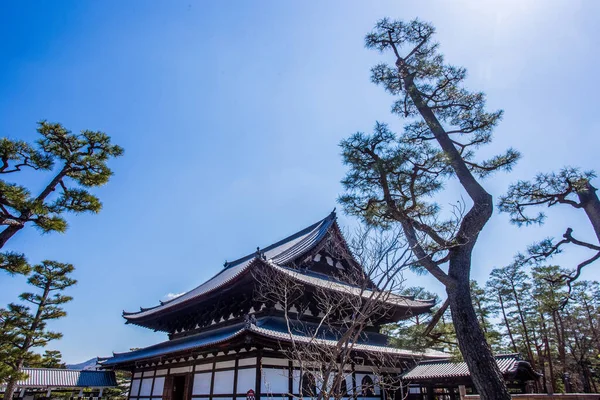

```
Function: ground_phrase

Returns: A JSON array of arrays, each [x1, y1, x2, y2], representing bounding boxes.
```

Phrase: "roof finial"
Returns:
[[223, 260, 228, 267], [256, 247, 260, 256]]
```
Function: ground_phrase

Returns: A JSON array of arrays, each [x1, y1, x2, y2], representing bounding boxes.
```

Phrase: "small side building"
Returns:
[[0, 368, 117, 399], [402, 354, 541, 400]]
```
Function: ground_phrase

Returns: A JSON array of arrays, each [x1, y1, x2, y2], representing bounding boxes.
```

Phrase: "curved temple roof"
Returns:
[[101, 317, 447, 368], [123, 211, 435, 323]]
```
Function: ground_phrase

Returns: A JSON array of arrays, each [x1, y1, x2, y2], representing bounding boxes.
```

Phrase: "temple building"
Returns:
[[402, 354, 541, 399], [100, 211, 447, 399]]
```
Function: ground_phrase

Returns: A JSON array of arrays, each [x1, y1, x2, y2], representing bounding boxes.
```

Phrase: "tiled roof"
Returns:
[[101, 317, 447, 368], [251, 318, 448, 359], [123, 211, 435, 323], [123, 211, 337, 320], [5, 368, 117, 388], [402, 354, 537, 381], [101, 324, 247, 367], [271, 264, 435, 309]]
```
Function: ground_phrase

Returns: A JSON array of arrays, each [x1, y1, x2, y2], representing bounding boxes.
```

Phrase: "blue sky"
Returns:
[[1, 0, 599, 363]]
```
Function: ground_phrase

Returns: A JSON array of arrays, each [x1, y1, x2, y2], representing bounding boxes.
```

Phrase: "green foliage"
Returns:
[[499, 167, 596, 226], [387, 287, 458, 354], [339, 18, 519, 271], [101, 370, 131, 400], [0, 121, 123, 276], [470, 281, 502, 351], [0, 251, 29, 275], [484, 263, 600, 393], [0, 261, 75, 389], [340, 19, 519, 397], [25, 350, 66, 369]]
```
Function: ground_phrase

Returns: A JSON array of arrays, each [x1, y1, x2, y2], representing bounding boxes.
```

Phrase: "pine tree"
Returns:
[[482, 263, 600, 393], [0, 122, 123, 276], [499, 168, 600, 287], [387, 287, 459, 354], [0, 261, 76, 399], [470, 281, 502, 352], [339, 18, 519, 400]]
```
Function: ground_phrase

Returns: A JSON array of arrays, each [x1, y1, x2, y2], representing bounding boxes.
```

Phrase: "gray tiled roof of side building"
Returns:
[[4, 368, 117, 388], [402, 354, 527, 381]]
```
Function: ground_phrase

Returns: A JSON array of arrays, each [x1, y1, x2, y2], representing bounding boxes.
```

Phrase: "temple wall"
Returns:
[[127, 351, 384, 400]]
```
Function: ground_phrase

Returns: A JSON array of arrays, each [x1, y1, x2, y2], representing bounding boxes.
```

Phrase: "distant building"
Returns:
[[402, 354, 541, 400], [100, 211, 447, 399], [0, 368, 117, 399]]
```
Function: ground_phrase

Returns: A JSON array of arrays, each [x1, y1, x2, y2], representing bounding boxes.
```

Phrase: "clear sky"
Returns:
[[1, 0, 599, 364]]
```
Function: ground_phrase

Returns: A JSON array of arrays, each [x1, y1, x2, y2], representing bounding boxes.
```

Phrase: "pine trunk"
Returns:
[[578, 181, 600, 242], [497, 295, 519, 353], [3, 359, 24, 400], [447, 253, 511, 400]]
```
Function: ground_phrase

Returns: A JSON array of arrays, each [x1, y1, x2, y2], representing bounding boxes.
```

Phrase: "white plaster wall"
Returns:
[[213, 370, 234, 394], [152, 376, 165, 396], [130, 379, 141, 397], [261, 368, 289, 394], [236, 368, 256, 394], [192, 372, 212, 395], [139, 378, 153, 396]]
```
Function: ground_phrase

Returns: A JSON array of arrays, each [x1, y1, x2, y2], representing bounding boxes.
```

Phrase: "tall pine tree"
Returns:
[[0, 122, 123, 277], [340, 18, 519, 400], [0, 261, 76, 399]]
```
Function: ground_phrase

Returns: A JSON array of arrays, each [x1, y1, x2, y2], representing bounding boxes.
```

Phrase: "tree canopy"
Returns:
[[340, 18, 518, 400], [0, 121, 123, 276]]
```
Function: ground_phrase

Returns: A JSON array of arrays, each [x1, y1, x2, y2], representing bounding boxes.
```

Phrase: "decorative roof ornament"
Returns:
[[255, 246, 266, 260], [243, 314, 257, 328]]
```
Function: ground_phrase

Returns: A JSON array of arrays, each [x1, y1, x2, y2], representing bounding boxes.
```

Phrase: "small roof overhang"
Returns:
[[402, 354, 541, 385], [0, 368, 117, 390]]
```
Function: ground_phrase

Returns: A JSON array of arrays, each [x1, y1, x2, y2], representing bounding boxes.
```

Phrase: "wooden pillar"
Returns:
[[99, 388, 104, 398], [448, 387, 456, 400], [19, 388, 26, 398], [162, 375, 174, 400], [255, 350, 262, 400], [233, 356, 239, 400], [209, 360, 216, 399], [183, 373, 192, 400], [288, 360, 293, 400], [458, 385, 467, 400], [426, 385, 434, 400], [78, 388, 84, 398]]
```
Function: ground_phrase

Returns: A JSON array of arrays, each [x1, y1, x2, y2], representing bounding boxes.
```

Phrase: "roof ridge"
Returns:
[[123, 210, 337, 318], [22, 367, 90, 372], [225, 210, 336, 269]]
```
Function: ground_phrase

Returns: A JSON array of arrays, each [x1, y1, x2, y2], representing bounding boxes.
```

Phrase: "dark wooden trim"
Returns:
[[209, 360, 216, 398], [352, 364, 357, 399], [185, 373, 193, 400], [149, 370, 156, 398], [288, 360, 293, 400], [255, 350, 262, 399], [232, 356, 239, 400]]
